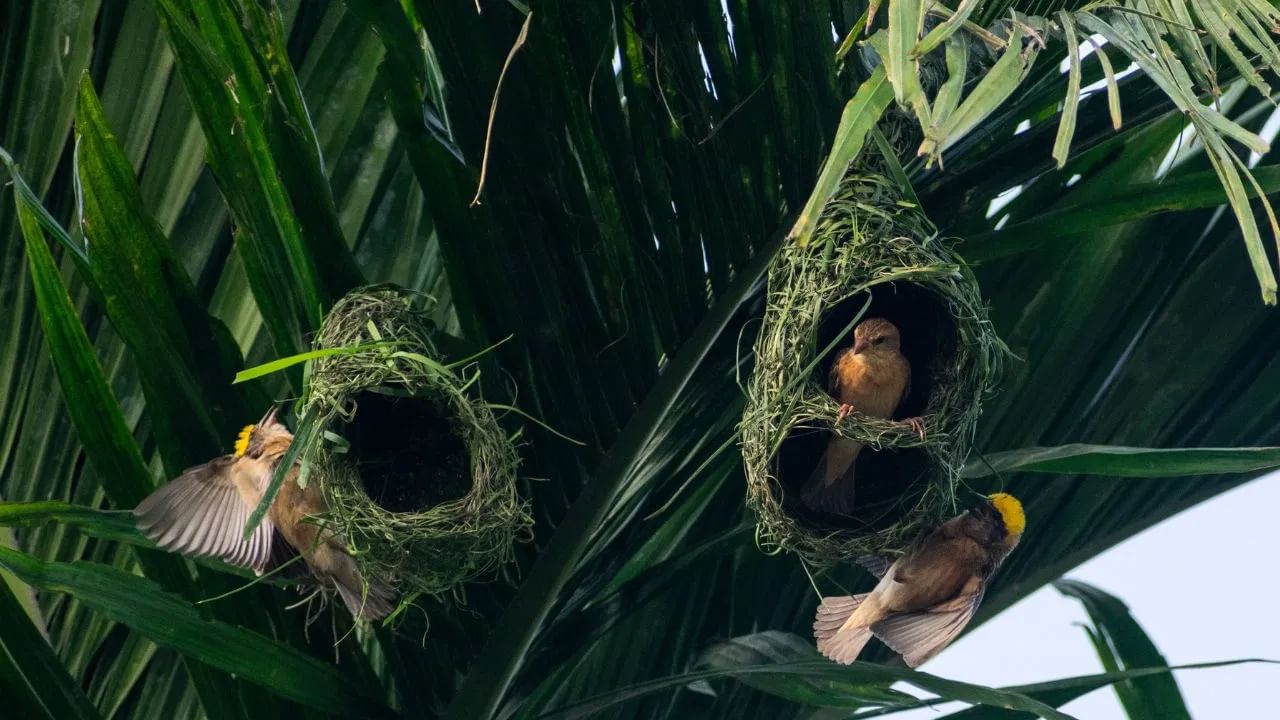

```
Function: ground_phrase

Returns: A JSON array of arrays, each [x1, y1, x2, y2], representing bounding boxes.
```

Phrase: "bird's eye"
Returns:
[[873, 337, 884, 345]]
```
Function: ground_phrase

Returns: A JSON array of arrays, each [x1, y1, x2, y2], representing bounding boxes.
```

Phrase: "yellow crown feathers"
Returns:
[[233, 424, 255, 457], [987, 492, 1025, 537]]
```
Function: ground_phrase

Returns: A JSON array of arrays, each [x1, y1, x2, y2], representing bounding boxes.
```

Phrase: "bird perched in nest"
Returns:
[[801, 317, 924, 515], [813, 493, 1025, 667], [134, 407, 395, 621]]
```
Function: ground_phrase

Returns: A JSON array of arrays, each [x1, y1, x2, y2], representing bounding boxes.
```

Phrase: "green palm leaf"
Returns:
[[5, 1, 1280, 718]]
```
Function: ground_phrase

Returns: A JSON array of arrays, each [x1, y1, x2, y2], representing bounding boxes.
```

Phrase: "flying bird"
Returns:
[[801, 317, 923, 515], [813, 493, 1025, 667], [134, 407, 394, 621]]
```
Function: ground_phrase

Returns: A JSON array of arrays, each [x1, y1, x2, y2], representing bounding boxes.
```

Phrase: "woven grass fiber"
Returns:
[[304, 285, 529, 599], [742, 173, 1003, 564]]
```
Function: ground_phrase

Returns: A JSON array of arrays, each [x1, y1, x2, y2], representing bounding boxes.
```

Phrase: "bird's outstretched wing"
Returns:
[[870, 590, 983, 667], [134, 456, 276, 574]]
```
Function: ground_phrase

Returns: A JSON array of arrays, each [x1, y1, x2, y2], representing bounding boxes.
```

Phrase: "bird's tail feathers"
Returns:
[[330, 554, 396, 622], [800, 439, 861, 515], [814, 593, 873, 664]]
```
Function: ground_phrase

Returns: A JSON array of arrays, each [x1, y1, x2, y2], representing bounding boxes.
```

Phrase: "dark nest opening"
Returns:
[[342, 389, 472, 513], [741, 173, 1005, 564], [813, 283, 959, 420], [302, 286, 530, 599]]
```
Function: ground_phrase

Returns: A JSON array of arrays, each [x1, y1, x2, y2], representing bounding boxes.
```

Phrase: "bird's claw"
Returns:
[[835, 403, 855, 423], [902, 416, 926, 441]]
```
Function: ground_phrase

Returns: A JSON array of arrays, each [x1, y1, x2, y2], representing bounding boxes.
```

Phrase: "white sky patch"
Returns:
[[720, 0, 737, 58], [993, 213, 1011, 231], [1066, 173, 1083, 187], [986, 184, 1024, 218], [1156, 121, 1199, 180], [1014, 119, 1032, 136], [1059, 34, 1106, 74], [697, 41, 719, 100], [1060, 34, 1139, 96], [612, 45, 622, 76], [1081, 61, 1140, 96], [1249, 105, 1280, 168]]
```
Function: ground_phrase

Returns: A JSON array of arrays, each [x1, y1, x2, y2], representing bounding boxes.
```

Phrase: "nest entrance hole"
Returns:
[[774, 281, 959, 532], [773, 430, 935, 533], [814, 281, 958, 418], [341, 389, 471, 513]]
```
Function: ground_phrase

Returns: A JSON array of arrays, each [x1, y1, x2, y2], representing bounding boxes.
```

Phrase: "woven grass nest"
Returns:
[[742, 172, 1004, 564], [303, 285, 529, 598]]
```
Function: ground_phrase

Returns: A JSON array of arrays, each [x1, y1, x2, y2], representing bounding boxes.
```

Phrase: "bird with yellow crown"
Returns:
[[133, 406, 395, 621], [814, 493, 1025, 666]]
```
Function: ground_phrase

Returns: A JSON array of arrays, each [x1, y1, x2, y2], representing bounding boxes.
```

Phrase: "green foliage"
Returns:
[[1056, 579, 1189, 719], [542, 631, 1074, 720], [74, 77, 247, 472], [536, 629, 1270, 719], [965, 444, 1280, 478], [0, 544, 388, 716], [789, 65, 896, 245], [3, 1, 1280, 719], [0, 581, 100, 720]]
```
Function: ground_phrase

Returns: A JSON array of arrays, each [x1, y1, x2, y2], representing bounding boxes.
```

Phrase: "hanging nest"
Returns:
[[741, 173, 1004, 564], [302, 285, 529, 598]]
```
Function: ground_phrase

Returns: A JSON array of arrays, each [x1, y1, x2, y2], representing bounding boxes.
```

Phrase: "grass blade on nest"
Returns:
[[788, 65, 894, 246], [233, 342, 393, 384]]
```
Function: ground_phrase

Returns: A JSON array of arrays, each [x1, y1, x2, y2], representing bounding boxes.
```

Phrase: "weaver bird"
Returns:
[[813, 493, 1025, 667], [801, 317, 924, 515], [134, 407, 394, 621]]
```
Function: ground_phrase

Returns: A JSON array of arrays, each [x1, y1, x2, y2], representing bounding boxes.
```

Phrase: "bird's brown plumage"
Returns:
[[134, 407, 394, 621], [813, 496, 1023, 667], [801, 317, 912, 515]]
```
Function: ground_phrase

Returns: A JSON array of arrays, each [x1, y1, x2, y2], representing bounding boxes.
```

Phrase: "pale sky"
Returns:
[[894, 475, 1280, 719]]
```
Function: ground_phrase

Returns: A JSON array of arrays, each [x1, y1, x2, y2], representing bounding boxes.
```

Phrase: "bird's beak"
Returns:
[[852, 338, 870, 355], [258, 405, 280, 426]]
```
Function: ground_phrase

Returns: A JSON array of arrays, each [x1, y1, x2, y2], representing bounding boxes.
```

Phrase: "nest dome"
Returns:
[[304, 286, 529, 598], [742, 173, 1003, 563]]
